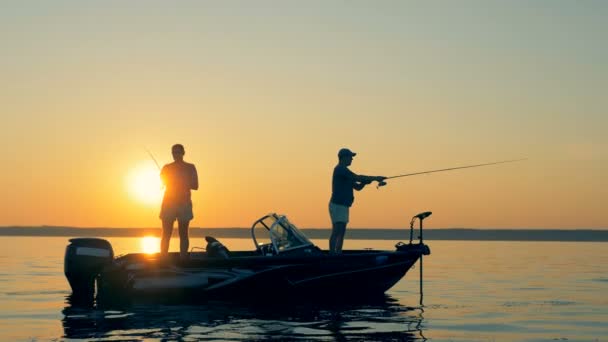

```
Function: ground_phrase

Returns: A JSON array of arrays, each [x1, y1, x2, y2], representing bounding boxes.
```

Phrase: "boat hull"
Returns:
[[96, 245, 428, 304]]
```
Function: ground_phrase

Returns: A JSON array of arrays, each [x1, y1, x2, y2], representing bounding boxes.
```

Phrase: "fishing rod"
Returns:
[[377, 158, 526, 187], [145, 147, 162, 171], [145, 147, 166, 192]]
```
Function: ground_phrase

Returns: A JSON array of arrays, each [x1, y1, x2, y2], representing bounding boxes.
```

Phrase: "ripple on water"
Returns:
[[502, 300, 576, 307], [516, 286, 546, 291], [5, 290, 69, 296]]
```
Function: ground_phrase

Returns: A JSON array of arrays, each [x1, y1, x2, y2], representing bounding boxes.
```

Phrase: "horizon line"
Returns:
[[1, 226, 608, 242], [2, 225, 607, 230]]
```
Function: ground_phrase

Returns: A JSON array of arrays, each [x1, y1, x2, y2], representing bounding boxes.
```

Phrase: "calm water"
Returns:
[[0, 236, 607, 341]]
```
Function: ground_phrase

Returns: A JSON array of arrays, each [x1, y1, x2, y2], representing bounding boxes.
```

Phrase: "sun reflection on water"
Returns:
[[140, 236, 160, 254]]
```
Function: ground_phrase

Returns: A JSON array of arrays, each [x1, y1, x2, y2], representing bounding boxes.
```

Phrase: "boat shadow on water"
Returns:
[[62, 293, 428, 341]]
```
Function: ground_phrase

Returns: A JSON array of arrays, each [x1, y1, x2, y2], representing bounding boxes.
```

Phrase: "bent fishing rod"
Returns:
[[377, 158, 526, 187]]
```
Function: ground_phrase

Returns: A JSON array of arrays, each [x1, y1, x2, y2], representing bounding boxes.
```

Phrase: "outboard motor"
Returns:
[[205, 236, 230, 259], [64, 238, 114, 300]]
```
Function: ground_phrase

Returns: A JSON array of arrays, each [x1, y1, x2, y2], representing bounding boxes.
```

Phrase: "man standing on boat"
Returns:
[[329, 148, 386, 253], [160, 144, 199, 259]]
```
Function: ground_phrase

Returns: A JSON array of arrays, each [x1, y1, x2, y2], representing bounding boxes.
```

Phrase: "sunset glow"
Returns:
[[0, 2, 606, 230], [126, 162, 163, 206], [140, 236, 160, 254]]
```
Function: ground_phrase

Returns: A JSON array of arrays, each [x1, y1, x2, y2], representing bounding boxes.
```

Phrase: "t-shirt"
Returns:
[[330, 164, 356, 207], [160, 161, 198, 206]]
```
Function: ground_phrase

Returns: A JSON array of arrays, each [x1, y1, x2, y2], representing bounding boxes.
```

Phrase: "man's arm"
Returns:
[[191, 164, 199, 190], [352, 173, 386, 184], [351, 173, 385, 191], [160, 165, 167, 188], [353, 181, 368, 191]]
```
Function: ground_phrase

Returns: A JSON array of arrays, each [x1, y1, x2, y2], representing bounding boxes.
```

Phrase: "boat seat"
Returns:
[[205, 236, 230, 259]]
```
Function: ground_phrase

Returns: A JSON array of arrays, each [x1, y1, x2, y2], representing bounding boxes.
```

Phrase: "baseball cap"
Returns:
[[338, 148, 356, 158]]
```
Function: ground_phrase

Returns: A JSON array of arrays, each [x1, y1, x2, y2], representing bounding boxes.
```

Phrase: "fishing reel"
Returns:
[[363, 177, 388, 189], [361, 179, 387, 189], [374, 178, 388, 189]]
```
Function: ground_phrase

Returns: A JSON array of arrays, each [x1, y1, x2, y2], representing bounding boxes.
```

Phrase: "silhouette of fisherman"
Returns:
[[159, 144, 199, 259], [329, 148, 386, 253]]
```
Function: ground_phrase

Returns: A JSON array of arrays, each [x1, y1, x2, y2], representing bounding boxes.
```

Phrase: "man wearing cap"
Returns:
[[160, 144, 199, 259], [329, 148, 386, 253]]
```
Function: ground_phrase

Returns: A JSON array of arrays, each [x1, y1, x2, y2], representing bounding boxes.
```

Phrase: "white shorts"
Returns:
[[329, 202, 349, 224]]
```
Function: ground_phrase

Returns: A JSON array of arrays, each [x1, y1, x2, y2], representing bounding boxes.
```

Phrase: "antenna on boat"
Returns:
[[377, 158, 526, 187], [410, 211, 432, 306]]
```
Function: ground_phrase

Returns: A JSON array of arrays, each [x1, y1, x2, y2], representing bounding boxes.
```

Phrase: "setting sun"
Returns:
[[140, 236, 160, 254], [126, 161, 164, 206]]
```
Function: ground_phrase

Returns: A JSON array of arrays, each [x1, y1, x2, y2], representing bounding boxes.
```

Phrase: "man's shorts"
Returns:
[[160, 202, 194, 222], [329, 202, 349, 224]]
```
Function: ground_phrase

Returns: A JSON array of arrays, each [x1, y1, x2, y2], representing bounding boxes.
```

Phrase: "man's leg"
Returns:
[[161, 218, 174, 255], [177, 219, 190, 259], [330, 222, 346, 253], [335, 222, 347, 253], [329, 224, 337, 253]]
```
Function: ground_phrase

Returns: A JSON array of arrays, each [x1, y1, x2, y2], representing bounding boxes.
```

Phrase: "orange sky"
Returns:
[[1, 2, 606, 229]]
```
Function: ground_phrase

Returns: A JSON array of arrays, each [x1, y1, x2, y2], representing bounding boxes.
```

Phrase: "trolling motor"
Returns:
[[395, 211, 433, 305], [394, 211, 432, 305], [412, 211, 432, 306], [410, 211, 432, 244]]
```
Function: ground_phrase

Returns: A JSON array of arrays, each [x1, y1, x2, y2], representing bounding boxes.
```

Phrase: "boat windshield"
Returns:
[[251, 214, 314, 254]]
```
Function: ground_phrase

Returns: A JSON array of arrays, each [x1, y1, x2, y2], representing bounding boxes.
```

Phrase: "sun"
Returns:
[[140, 236, 160, 254], [126, 161, 163, 205]]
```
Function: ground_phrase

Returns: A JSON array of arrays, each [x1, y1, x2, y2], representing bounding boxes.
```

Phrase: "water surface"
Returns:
[[0, 237, 606, 341]]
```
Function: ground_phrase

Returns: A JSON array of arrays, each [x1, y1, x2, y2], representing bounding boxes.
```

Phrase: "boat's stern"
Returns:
[[64, 238, 114, 301]]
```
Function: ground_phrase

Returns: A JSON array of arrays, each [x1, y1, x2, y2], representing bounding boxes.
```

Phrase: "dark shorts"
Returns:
[[160, 202, 193, 222]]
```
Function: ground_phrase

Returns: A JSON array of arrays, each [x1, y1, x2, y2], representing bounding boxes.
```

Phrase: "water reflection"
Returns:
[[63, 294, 426, 341], [140, 236, 160, 254]]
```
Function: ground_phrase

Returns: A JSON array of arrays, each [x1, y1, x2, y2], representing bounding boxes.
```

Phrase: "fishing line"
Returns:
[[378, 158, 527, 187]]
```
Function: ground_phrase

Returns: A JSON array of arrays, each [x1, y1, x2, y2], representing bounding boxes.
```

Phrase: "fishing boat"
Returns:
[[64, 212, 431, 304]]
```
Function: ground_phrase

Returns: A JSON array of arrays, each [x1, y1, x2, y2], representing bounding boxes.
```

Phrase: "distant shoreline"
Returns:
[[1, 226, 608, 242]]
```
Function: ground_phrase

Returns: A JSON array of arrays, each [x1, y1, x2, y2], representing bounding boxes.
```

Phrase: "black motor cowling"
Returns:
[[64, 238, 114, 300]]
